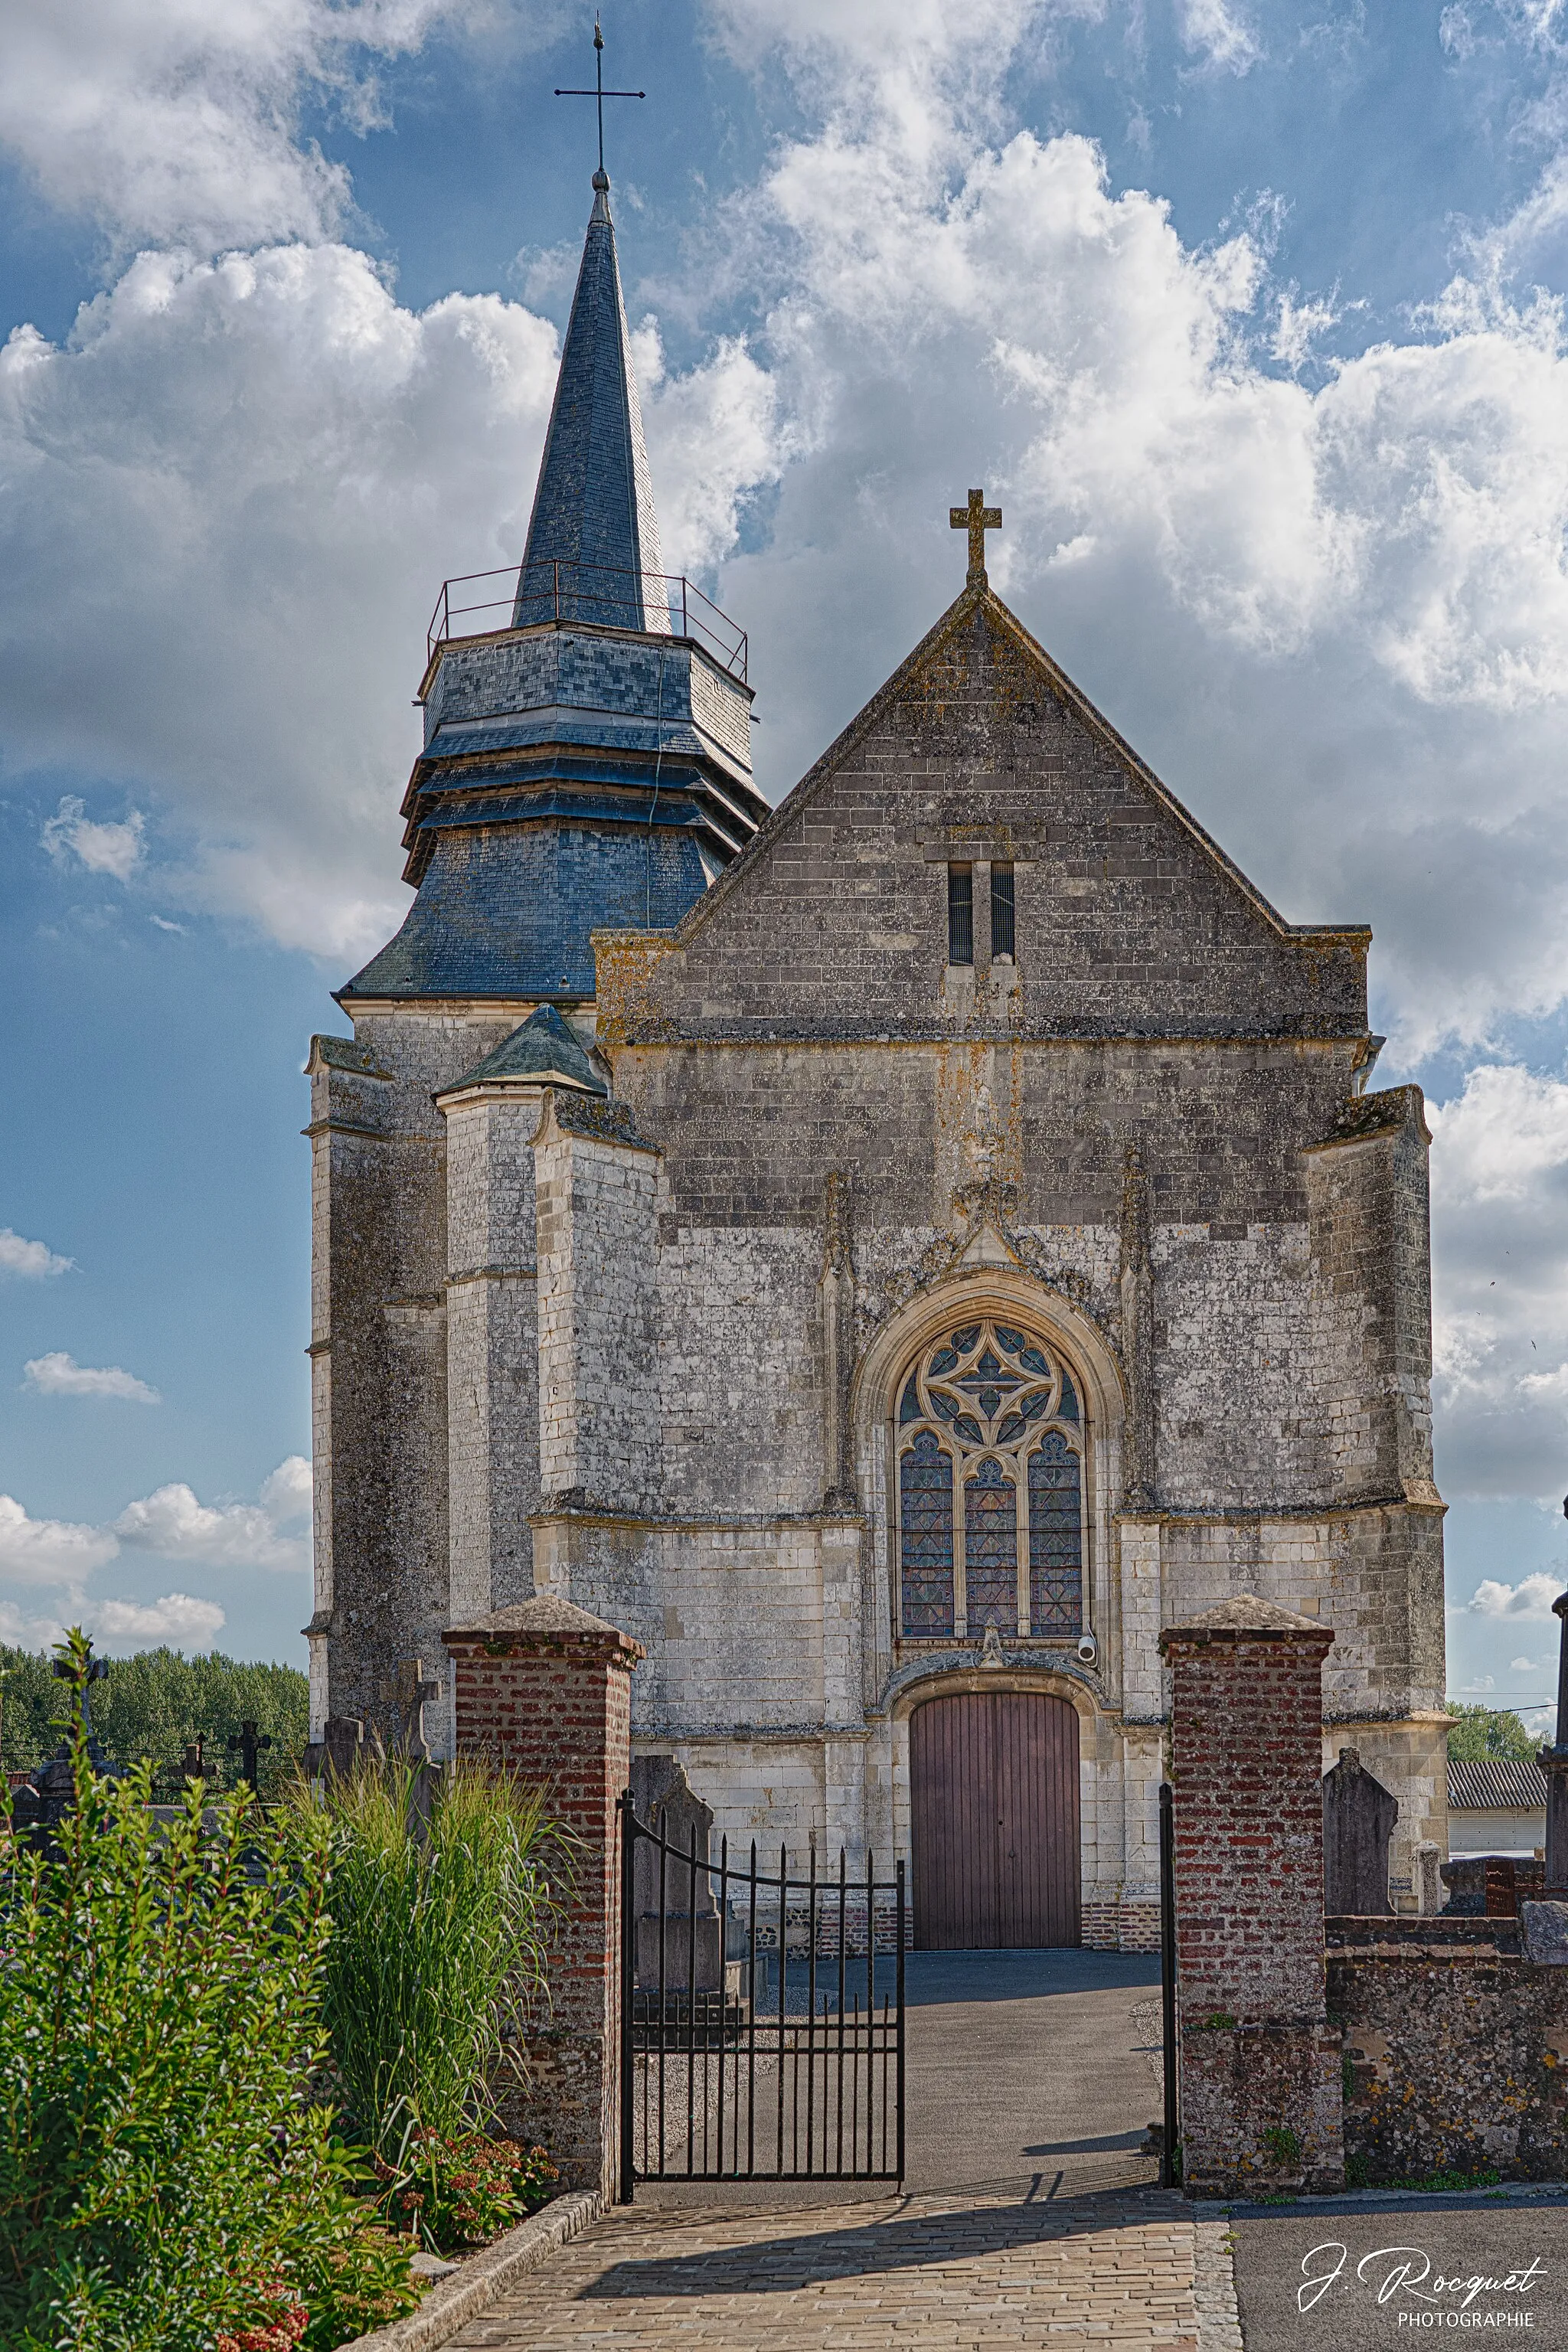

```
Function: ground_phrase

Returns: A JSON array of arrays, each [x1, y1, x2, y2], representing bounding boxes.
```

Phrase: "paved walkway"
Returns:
[[448, 2185, 1201, 2350], [904, 1948, 1163, 2198], [451, 1949, 1203, 2349]]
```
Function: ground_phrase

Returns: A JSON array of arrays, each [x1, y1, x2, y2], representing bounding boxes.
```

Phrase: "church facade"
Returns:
[[305, 164, 1449, 1948]]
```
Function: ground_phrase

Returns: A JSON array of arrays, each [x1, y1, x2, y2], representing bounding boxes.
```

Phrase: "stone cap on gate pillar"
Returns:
[[441, 1594, 645, 1671], [1158, 1592, 1335, 1654]]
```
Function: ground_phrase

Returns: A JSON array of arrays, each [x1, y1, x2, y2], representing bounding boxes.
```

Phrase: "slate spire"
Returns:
[[512, 168, 669, 634]]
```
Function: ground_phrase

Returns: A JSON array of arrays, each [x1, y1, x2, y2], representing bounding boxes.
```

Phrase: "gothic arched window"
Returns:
[[895, 1319, 1084, 1641]]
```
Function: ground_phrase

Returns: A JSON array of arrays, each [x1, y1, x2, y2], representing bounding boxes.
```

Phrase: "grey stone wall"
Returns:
[[443, 1088, 544, 1622]]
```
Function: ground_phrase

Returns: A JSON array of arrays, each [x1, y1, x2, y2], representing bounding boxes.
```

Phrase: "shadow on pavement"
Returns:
[[581, 2187, 1184, 2298]]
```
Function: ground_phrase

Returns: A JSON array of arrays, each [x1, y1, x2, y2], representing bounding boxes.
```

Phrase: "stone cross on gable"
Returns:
[[950, 486, 1001, 585]]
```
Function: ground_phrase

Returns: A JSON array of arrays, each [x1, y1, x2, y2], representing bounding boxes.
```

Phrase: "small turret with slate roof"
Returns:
[[341, 158, 766, 1008]]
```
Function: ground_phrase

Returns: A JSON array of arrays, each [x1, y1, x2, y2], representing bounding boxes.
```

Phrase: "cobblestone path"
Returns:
[[448, 2186, 1200, 2350]]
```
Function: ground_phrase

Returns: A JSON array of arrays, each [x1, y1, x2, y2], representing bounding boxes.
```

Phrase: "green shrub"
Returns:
[[371, 2128, 557, 2252], [0, 1632, 419, 2352], [297, 1759, 565, 2154]]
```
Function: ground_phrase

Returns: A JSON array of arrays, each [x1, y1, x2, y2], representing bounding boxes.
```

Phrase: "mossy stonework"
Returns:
[[1331, 1916, 1568, 2184]]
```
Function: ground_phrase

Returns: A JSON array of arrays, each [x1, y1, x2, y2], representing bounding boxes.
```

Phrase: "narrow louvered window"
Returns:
[[948, 865, 973, 965], [991, 863, 1015, 959]]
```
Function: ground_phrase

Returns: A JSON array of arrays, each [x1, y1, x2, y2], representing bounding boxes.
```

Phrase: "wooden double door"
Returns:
[[910, 1690, 1081, 1949]]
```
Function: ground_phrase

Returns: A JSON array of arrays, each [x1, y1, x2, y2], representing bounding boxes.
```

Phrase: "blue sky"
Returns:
[[3, 0, 1568, 1724]]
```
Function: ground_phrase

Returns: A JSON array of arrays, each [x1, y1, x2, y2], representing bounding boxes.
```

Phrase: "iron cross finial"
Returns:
[[950, 487, 1002, 585], [555, 14, 645, 185]]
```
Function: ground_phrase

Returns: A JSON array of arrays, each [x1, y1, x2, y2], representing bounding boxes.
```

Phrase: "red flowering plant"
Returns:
[[216, 2282, 309, 2352], [373, 2127, 558, 2252]]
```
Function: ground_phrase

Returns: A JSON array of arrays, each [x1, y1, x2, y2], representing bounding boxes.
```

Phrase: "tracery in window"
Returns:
[[895, 1318, 1084, 1642]]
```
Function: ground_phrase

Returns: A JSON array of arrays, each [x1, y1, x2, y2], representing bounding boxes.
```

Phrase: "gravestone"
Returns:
[[630, 1753, 721, 1992], [301, 1713, 369, 1783], [1323, 1746, 1399, 1916]]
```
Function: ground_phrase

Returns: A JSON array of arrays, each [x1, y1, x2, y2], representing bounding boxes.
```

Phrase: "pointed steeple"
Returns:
[[512, 168, 668, 634]]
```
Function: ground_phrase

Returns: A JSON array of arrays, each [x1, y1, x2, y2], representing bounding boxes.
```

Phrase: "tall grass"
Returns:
[[299, 1761, 565, 2152]]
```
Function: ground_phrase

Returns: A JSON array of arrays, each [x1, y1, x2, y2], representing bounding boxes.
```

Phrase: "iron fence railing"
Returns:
[[426, 560, 747, 681], [619, 1796, 905, 2198]]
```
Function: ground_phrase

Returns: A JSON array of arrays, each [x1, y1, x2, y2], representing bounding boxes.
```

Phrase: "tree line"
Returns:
[[0, 1644, 309, 1797]]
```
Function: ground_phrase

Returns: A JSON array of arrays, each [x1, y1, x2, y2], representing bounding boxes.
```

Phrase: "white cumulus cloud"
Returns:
[[259, 1455, 312, 1522], [24, 1352, 160, 1403], [1470, 1572, 1566, 1617], [0, 0, 539, 256], [41, 793, 145, 880], [0, 1493, 119, 1585], [113, 1462, 310, 1572], [0, 1458, 308, 1657], [1429, 1065, 1568, 1501], [89, 1592, 226, 1648], [0, 1227, 72, 1278]]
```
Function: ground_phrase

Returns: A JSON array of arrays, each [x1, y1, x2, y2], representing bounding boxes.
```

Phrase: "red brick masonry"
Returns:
[[443, 1594, 645, 2200], [1161, 1592, 1344, 2197]]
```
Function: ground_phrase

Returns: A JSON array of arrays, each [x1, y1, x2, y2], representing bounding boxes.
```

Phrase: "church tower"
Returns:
[[305, 159, 765, 1736]]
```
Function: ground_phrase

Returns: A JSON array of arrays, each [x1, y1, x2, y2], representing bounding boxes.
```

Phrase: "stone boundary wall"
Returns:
[[1330, 1915, 1568, 2184]]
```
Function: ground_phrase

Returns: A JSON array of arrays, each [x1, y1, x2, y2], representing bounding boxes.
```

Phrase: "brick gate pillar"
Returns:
[[1159, 1594, 1343, 2197], [442, 1596, 645, 2200]]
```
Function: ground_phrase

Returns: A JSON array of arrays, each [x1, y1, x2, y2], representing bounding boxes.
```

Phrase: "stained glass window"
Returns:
[[965, 1459, 1018, 1632], [896, 1318, 1085, 1642], [899, 1432, 954, 1635], [1028, 1432, 1083, 1632]]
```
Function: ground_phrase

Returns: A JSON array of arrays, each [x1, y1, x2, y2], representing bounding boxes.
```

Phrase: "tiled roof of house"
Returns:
[[1447, 1757, 1548, 1811]]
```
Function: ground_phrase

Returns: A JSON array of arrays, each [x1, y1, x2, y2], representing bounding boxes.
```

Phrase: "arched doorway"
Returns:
[[910, 1689, 1080, 1949]]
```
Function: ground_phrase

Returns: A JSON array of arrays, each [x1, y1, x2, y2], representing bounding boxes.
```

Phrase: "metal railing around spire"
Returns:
[[426, 559, 747, 681]]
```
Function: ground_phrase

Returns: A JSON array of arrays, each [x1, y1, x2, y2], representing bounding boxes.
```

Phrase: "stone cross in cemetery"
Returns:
[[227, 1719, 273, 1792], [1323, 1746, 1399, 1916], [383, 1658, 440, 1763]]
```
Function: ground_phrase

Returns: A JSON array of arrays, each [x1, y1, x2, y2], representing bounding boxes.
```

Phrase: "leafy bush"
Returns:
[[1446, 1702, 1540, 1762], [0, 1632, 419, 2352], [371, 2129, 557, 2252], [297, 1759, 565, 2153], [0, 1642, 309, 1797]]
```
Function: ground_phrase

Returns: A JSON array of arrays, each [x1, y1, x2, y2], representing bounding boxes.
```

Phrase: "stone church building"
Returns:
[[305, 161, 1449, 1949]]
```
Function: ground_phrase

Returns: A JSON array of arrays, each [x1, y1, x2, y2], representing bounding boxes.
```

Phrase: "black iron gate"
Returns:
[[618, 1796, 906, 2199]]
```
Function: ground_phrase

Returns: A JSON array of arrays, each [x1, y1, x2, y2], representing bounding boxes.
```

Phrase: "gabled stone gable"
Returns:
[[596, 585, 1370, 1046]]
